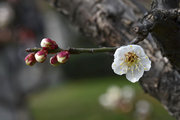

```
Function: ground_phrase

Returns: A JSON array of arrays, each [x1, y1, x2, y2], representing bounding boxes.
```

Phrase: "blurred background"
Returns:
[[0, 0, 175, 120]]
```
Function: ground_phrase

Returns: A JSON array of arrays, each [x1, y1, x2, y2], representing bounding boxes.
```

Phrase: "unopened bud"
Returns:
[[25, 53, 36, 66], [40, 38, 58, 50], [57, 51, 70, 63], [50, 55, 60, 66], [35, 49, 48, 63]]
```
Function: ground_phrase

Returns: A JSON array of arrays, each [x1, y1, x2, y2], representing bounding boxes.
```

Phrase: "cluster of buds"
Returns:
[[24, 53, 36, 66], [35, 49, 48, 63], [25, 38, 70, 66], [40, 38, 58, 50], [50, 51, 70, 66]]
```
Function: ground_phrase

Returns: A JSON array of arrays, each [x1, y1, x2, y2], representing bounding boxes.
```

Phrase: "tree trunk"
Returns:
[[48, 0, 180, 119]]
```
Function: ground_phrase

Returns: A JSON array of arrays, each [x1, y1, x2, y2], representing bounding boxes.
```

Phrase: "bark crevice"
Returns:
[[48, 0, 180, 119]]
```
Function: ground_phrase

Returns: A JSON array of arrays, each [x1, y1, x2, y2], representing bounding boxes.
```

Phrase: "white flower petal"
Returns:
[[111, 45, 151, 83], [112, 58, 128, 75], [114, 46, 129, 58], [140, 56, 151, 71], [132, 45, 146, 57], [126, 66, 144, 83], [127, 45, 135, 51]]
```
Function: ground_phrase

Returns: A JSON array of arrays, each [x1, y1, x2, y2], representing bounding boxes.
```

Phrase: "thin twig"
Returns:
[[26, 47, 118, 54]]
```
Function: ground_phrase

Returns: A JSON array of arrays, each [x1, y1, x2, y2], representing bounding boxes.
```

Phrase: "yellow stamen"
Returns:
[[124, 52, 139, 67], [139, 62, 147, 70], [135, 64, 138, 70], [120, 62, 125, 69], [125, 67, 128, 72], [120, 62, 124, 66], [144, 68, 148, 70], [128, 67, 131, 70]]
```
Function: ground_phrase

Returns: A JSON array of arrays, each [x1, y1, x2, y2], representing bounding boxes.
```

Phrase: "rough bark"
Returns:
[[48, 0, 180, 119]]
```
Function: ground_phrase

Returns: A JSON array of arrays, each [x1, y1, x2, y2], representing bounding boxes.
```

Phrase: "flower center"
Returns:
[[124, 52, 139, 67]]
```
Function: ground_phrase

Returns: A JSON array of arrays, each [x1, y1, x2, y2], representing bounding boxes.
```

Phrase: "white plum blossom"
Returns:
[[99, 85, 136, 111], [112, 45, 151, 83], [135, 100, 151, 115], [121, 86, 135, 102], [135, 100, 151, 120], [99, 86, 122, 110]]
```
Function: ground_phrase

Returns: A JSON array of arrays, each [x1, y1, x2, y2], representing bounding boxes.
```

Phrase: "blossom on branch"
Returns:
[[57, 51, 70, 63], [24, 53, 36, 66], [35, 49, 48, 63], [40, 38, 58, 50], [50, 55, 60, 66], [112, 45, 151, 83]]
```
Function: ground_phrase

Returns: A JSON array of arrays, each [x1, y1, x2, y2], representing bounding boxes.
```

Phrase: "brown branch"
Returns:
[[46, 0, 180, 119], [26, 47, 118, 54]]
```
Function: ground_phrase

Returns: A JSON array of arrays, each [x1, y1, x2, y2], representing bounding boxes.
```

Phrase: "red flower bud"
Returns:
[[40, 38, 58, 50], [25, 53, 36, 66], [35, 49, 48, 63], [57, 51, 70, 63], [50, 55, 60, 66]]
